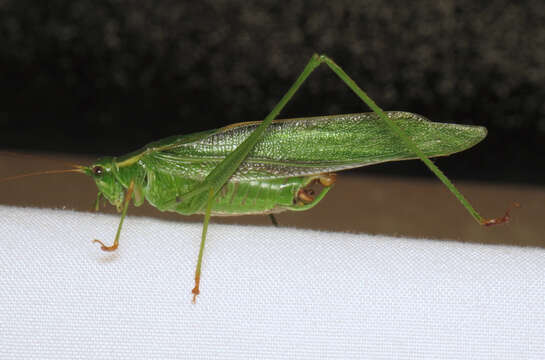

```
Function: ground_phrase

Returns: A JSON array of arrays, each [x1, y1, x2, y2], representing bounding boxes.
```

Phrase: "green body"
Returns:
[[80, 54, 503, 302], [88, 112, 486, 216]]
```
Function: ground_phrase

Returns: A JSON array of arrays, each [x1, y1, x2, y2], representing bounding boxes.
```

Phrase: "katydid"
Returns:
[[3, 54, 510, 302]]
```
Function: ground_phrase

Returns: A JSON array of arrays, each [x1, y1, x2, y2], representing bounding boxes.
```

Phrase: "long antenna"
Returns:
[[0, 167, 85, 183], [0, 151, 80, 169]]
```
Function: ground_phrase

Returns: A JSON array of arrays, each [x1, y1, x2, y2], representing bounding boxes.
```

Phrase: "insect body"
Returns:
[[87, 112, 486, 217], [7, 54, 509, 302]]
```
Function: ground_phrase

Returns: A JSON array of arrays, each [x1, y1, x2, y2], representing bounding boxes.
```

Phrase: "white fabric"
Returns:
[[0, 206, 543, 359]]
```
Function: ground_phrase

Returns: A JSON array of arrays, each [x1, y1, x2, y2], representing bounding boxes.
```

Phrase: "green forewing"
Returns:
[[138, 112, 486, 181]]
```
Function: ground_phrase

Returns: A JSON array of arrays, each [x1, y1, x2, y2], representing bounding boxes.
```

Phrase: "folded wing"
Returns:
[[141, 112, 486, 181]]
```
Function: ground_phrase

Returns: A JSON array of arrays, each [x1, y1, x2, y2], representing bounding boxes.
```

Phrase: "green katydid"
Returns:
[[3, 54, 509, 302]]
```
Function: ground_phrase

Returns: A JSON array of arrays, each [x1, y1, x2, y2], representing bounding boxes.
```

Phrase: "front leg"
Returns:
[[93, 180, 135, 251]]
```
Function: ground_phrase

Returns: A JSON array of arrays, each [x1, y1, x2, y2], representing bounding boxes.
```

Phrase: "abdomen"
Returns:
[[206, 178, 304, 215], [143, 171, 311, 215]]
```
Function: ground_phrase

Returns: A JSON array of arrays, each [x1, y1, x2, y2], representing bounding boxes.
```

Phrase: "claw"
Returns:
[[93, 239, 118, 252], [192, 288, 199, 304], [192, 276, 201, 304], [481, 202, 520, 227], [481, 212, 511, 226]]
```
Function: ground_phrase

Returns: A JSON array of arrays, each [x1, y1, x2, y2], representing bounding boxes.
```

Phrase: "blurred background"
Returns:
[[0, 1, 543, 245]]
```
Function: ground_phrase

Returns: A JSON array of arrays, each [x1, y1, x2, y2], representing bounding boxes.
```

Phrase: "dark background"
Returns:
[[1, 0, 544, 185]]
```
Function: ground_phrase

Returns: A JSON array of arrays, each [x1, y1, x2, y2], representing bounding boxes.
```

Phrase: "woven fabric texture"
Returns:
[[1, 206, 543, 359]]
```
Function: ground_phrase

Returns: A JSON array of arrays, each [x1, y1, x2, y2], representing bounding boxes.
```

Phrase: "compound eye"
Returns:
[[92, 166, 104, 177]]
